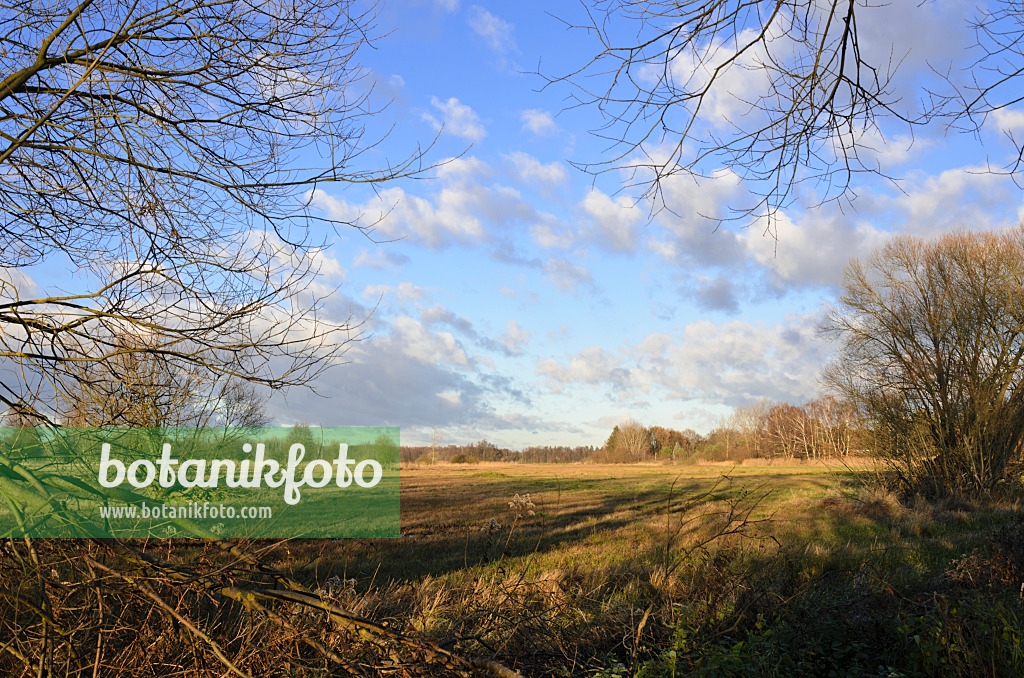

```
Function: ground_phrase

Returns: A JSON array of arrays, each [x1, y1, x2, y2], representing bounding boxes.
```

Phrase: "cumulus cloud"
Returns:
[[988, 108, 1024, 134], [520, 109, 557, 136], [436, 155, 492, 181], [468, 6, 515, 53], [0, 268, 39, 302], [647, 169, 746, 267], [645, 3, 969, 131], [266, 318, 478, 428], [634, 154, 1024, 298], [849, 128, 931, 169], [436, 390, 462, 406], [423, 96, 486, 142], [537, 345, 627, 393], [579, 189, 644, 252], [391, 316, 469, 366], [262, 303, 546, 435], [537, 315, 827, 406], [504, 151, 566, 185], [741, 209, 887, 291], [692, 276, 741, 313], [310, 156, 552, 250], [729, 163, 1024, 293], [883, 167, 1024, 234], [421, 305, 536, 358], [853, 1, 973, 113], [530, 223, 575, 249], [315, 185, 483, 248]]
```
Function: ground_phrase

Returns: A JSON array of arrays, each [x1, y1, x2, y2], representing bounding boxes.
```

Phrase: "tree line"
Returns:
[[401, 440, 598, 465], [592, 397, 863, 464], [401, 396, 863, 465]]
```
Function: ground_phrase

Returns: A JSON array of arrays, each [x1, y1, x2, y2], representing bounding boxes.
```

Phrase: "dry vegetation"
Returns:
[[5, 461, 1023, 677]]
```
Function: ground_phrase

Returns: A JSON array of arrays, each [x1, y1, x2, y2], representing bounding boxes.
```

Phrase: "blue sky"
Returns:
[[264, 1, 1024, 448]]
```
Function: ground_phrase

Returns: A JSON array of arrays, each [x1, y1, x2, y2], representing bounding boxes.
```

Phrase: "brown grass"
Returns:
[[4, 461, 1022, 677]]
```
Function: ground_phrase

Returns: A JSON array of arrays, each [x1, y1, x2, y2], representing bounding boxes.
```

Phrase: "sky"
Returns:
[[263, 1, 1024, 448]]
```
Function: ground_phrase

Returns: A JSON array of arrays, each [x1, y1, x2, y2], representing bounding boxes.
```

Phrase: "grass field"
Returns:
[[5, 459, 1024, 677], [291, 460, 860, 582], [253, 460, 1024, 677]]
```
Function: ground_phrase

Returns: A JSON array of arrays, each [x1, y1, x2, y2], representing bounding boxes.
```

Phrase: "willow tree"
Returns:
[[0, 0, 429, 423], [822, 228, 1024, 497]]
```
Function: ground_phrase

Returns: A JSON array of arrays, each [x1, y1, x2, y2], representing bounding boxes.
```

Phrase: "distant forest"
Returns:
[[402, 396, 865, 464]]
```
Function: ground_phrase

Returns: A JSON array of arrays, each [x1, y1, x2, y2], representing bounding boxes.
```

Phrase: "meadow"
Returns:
[[263, 460, 1024, 677], [4, 459, 1024, 677]]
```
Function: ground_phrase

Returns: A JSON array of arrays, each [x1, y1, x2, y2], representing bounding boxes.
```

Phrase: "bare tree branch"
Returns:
[[0, 0, 435, 422]]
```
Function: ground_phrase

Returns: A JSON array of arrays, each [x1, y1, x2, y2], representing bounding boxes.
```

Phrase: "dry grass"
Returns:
[[4, 461, 1023, 677]]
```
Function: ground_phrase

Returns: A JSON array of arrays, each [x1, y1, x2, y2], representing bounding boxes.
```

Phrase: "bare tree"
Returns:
[[733, 398, 772, 457], [762, 402, 804, 460], [0, 0, 432, 424], [546, 1, 1024, 228], [806, 396, 856, 458], [617, 418, 655, 461], [821, 228, 1024, 496], [604, 418, 654, 461], [211, 379, 270, 430], [60, 335, 268, 430], [60, 333, 206, 428]]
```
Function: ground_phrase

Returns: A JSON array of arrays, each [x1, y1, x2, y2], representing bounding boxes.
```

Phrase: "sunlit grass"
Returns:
[[196, 461, 1024, 676]]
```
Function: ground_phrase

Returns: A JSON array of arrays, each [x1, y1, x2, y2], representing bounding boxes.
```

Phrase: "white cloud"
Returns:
[[0, 268, 39, 302], [423, 96, 486, 142], [530, 223, 575, 250], [262, 313, 511, 430], [361, 282, 428, 303], [504, 151, 566, 185], [312, 157, 551, 251], [391, 316, 468, 366], [434, 0, 459, 11], [854, 1, 973, 112], [537, 315, 827, 406], [499, 319, 530, 355], [520, 109, 557, 136], [741, 209, 887, 290], [543, 258, 593, 291], [537, 346, 623, 392], [640, 27, 775, 127], [437, 390, 462, 406], [259, 232, 347, 287], [692, 276, 741, 313], [374, 186, 486, 246], [876, 166, 1024, 237], [579, 189, 643, 252], [988, 108, 1024, 134], [850, 128, 930, 169], [467, 6, 515, 53], [436, 155, 492, 181], [647, 168, 746, 267]]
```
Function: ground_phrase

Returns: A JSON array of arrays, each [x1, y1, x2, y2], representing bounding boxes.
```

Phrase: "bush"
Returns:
[[450, 454, 478, 464]]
